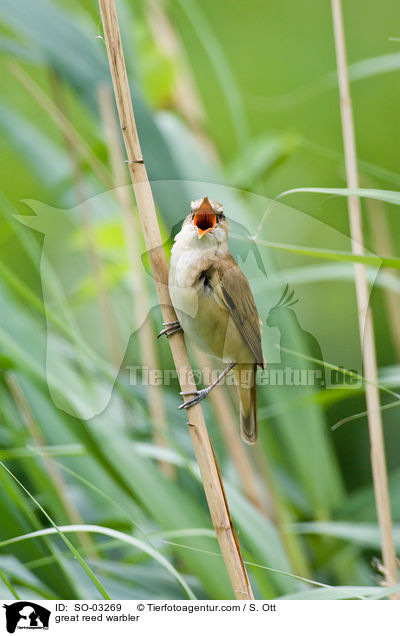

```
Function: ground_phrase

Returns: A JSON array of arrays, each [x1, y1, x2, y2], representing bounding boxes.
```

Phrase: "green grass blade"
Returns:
[[0, 525, 196, 600], [0, 462, 111, 600]]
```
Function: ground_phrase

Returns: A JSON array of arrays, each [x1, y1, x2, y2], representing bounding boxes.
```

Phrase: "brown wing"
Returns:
[[209, 255, 264, 366]]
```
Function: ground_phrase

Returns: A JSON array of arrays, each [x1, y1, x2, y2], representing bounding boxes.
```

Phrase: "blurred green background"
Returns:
[[0, 0, 399, 600]]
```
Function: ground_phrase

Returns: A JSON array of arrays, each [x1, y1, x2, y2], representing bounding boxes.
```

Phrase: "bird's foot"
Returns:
[[178, 387, 210, 410], [157, 320, 182, 339]]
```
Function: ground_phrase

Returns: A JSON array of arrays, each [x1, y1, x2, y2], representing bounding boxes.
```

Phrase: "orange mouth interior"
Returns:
[[193, 198, 216, 237]]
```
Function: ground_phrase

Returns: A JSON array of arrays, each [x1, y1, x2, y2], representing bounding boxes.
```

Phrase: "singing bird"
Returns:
[[162, 196, 264, 444]]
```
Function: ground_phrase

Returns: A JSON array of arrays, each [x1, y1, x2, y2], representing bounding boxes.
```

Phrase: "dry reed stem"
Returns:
[[99, 0, 253, 599], [49, 73, 123, 370], [9, 61, 113, 190], [331, 0, 398, 589], [6, 373, 96, 554], [145, 0, 219, 162], [98, 83, 174, 478]]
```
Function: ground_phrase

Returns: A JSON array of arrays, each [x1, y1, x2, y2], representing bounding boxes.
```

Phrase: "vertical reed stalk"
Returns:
[[331, 0, 398, 589], [49, 73, 123, 369], [99, 0, 253, 599], [98, 83, 174, 478], [9, 61, 113, 190], [145, 0, 219, 161], [6, 373, 96, 554]]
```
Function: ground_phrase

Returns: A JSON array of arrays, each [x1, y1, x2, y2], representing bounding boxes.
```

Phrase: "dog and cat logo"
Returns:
[[2, 603, 50, 633]]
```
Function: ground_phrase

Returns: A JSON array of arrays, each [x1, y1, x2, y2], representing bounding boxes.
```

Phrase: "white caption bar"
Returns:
[[0, 599, 396, 635]]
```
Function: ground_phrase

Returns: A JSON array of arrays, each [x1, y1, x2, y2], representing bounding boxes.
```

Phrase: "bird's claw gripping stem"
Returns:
[[157, 320, 183, 339], [178, 387, 210, 410], [177, 362, 236, 410]]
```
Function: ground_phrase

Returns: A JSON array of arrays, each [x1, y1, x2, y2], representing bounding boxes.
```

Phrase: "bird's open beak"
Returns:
[[193, 196, 216, 238]]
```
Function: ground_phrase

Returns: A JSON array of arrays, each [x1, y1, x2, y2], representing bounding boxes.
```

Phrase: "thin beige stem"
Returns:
[[98, 83, 175, 478], [49, 72, 123, 369], [6, 373, 96, 554], [9, 61, 114, 190], [331, 0, 398, 589], [145, 0, 219, 162], [252, 445, 312, 579], [99, 0, 253, 599]]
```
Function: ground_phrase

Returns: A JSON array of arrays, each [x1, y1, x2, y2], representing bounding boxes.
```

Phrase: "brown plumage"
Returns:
[[169, 197, 264, 444]]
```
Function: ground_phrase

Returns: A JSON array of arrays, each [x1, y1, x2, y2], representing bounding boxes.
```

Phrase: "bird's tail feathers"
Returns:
[[236, 365, 258, 444]]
